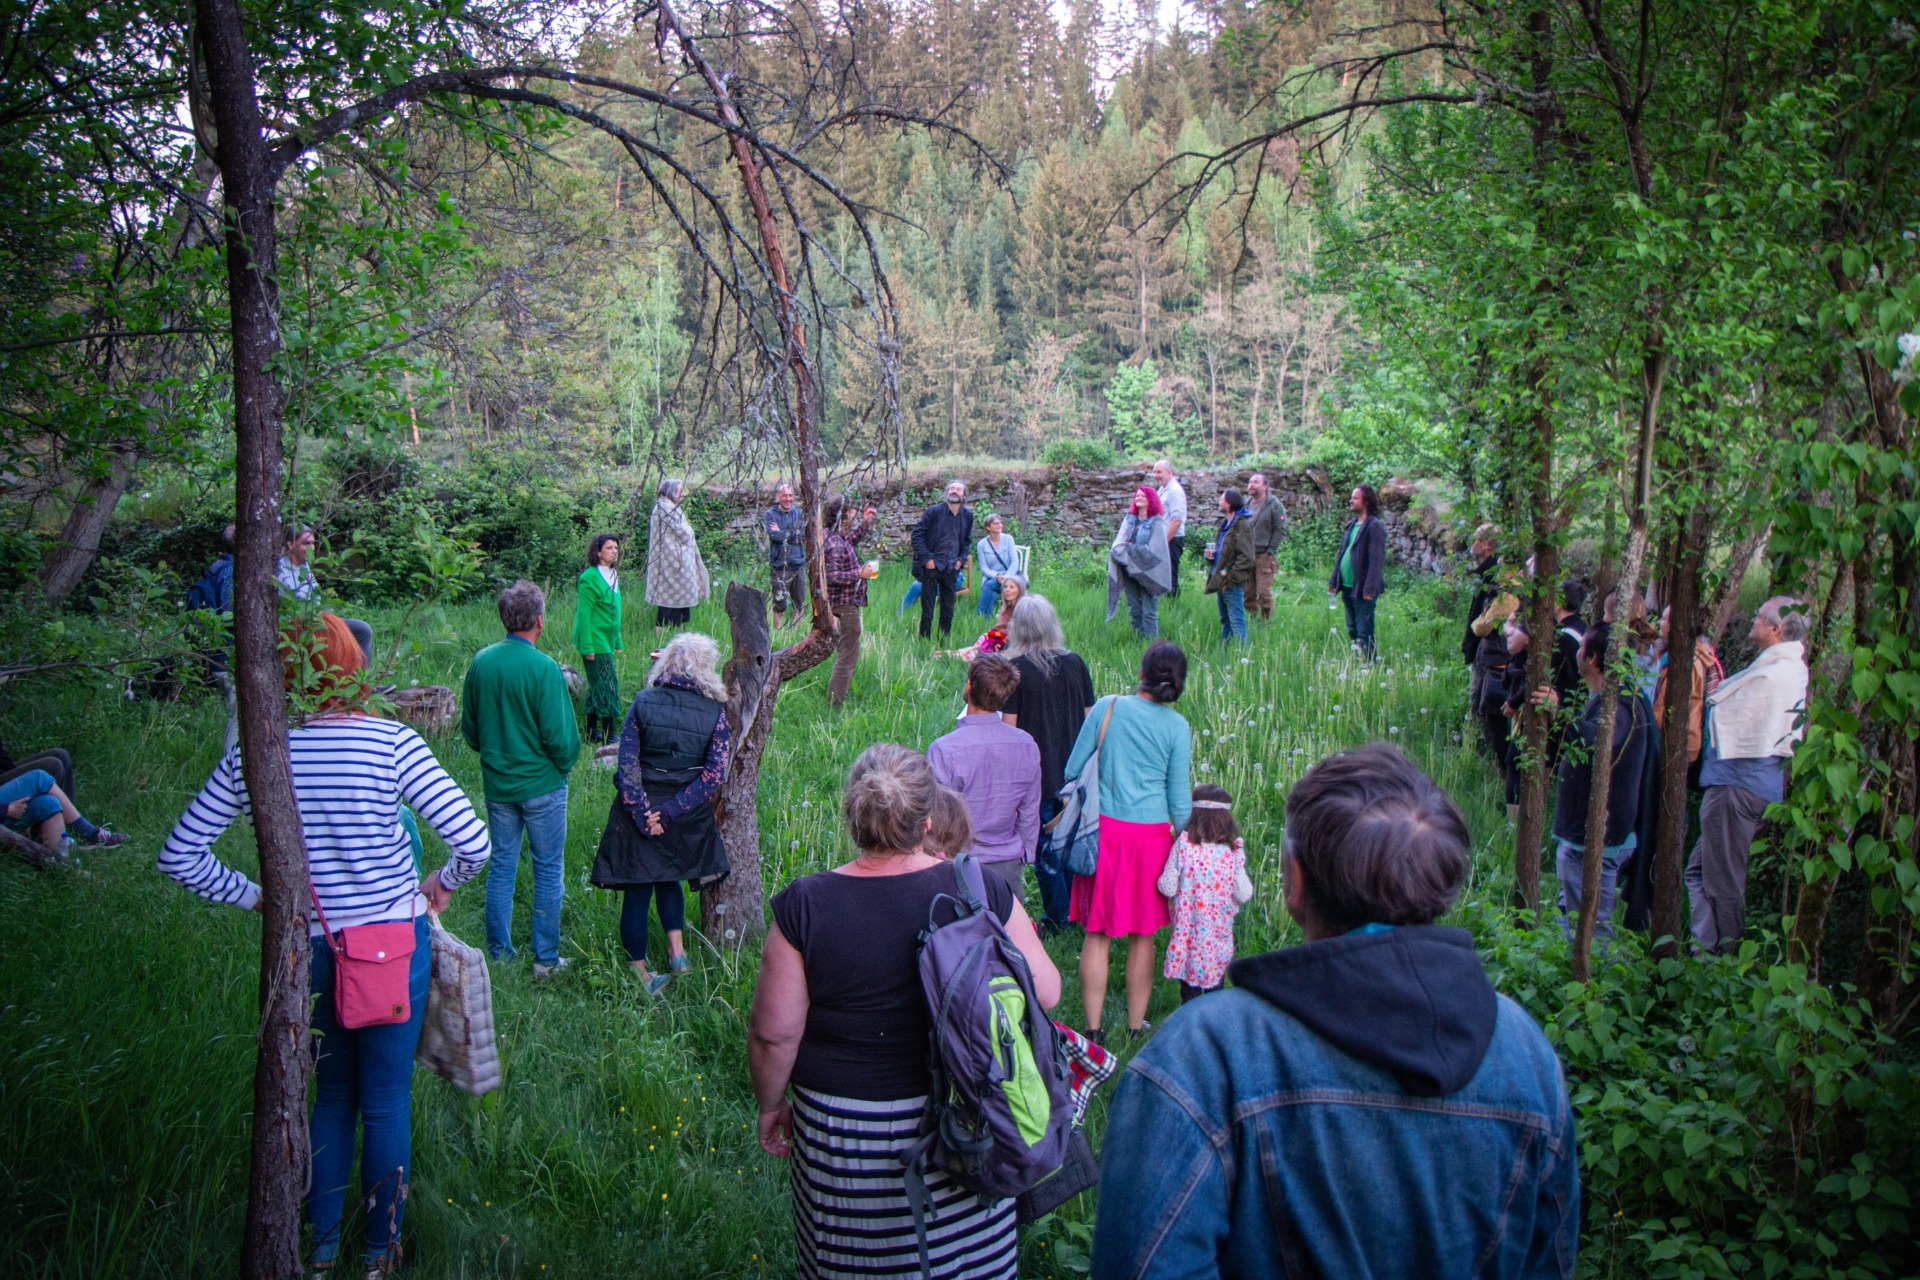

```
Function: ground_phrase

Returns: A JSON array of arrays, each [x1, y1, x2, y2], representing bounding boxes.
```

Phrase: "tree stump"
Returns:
[[390, 685, 456, 736]]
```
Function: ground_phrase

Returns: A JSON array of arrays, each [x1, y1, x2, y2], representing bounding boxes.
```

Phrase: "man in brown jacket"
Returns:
[[1243, 473, 1288, 621]]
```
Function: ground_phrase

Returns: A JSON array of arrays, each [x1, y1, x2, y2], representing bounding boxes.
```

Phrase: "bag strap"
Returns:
[[1094, 697, 1117, 754], [951, 852, 988, 915], [307, 878, 344, 957]]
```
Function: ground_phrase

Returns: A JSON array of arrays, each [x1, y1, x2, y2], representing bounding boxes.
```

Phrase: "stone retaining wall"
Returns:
[[716, 465, 1462, 574]]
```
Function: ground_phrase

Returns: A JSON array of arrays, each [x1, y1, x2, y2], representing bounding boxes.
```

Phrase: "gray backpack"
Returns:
[[902, 854, 1073, 1272]]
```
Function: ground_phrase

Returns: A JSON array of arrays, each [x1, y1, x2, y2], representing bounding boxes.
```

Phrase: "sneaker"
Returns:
[[1081, 1027, 1105, 1047], [531, 958, 572, 979], [75, 827, 129, 849], [668, 954, 691, 974], [1126, 1020, 1153, 1043], [644, 973, 672, 997]]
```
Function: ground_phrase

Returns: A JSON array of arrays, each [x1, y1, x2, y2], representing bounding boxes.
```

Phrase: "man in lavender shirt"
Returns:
[[927, 654, 1041, 893]]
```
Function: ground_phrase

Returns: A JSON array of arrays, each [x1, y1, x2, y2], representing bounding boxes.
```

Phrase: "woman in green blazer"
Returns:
[[574, 533, 625, 742]]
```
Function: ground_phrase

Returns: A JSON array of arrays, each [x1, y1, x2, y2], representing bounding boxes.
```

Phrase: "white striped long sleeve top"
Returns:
[[160, 715, 491, 933]]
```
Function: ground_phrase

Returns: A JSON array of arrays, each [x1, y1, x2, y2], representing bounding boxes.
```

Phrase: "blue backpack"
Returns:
[[902, 854, 1073, 1274]]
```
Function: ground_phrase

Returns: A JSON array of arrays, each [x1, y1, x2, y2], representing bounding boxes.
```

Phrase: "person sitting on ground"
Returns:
[[927, 654, 1040, 894], [1155, 783, 1251, 1003], [951, 572, 1027, 660], [1092, 742, 1579, 1277], [0, 739, 74, 801], [187, 524, 236, 616], [747, 743, 1060, 1279], [276, 524, 374, 663], [158, 609, 492, 1278], [590, 632, 732, 996], [1, 765, 126, 853], [1532, 623, 1656, 946]]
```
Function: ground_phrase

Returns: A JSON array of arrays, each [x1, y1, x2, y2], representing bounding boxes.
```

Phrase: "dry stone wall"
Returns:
[[716, 464, 1461, 574]]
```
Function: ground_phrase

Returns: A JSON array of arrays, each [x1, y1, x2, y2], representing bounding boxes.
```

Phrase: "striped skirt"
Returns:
[[790, 1088, 1018, 1280]]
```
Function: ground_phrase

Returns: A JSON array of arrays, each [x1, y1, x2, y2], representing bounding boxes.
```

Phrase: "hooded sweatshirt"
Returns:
[[1227, 924, 1498, 1095]]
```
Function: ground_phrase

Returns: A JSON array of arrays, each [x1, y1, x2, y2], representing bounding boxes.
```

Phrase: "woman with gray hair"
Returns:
[[645, 478, 710, 629], [589, 632, 731, 994], [1001, 594, 1095, 932]]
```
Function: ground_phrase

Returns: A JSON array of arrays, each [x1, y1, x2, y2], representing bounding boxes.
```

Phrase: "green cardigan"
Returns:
[[572, 567, 623, 655]]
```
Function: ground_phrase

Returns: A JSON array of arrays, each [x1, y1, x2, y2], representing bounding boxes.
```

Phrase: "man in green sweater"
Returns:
[[462, 580, 582, 976]]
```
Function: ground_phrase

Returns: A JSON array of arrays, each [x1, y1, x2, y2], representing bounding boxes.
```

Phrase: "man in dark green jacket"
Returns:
[[462, 580, 582, 976]]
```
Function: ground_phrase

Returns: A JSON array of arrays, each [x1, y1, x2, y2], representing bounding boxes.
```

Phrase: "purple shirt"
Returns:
[[927, 713, 1041, 864]]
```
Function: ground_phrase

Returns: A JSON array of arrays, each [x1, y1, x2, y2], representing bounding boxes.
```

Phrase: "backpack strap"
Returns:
[[1094, 696, 1116, 752], [951, 852, 988, 916]]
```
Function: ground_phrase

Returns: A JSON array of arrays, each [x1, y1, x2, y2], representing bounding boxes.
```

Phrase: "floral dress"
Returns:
[[1158, 835, 1252, 989]]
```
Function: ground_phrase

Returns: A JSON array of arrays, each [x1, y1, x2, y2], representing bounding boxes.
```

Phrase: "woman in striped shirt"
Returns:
[[159, 613, 490, 1279]]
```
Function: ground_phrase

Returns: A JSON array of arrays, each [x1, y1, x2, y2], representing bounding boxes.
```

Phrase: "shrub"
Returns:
[[1473, 908, 1920, 1280], [1041, 438, 1121, 470]]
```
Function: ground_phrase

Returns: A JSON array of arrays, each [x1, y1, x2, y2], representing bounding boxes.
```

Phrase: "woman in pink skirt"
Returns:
[[1061, 642, 1192, 1043]]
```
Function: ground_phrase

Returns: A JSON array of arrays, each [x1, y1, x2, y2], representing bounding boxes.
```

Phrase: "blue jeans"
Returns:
[[309, 913, 431, 1269], [1556, 839, 1628, 946], [1032, 798, 1073, 928], [1216, 585, 1247, 644], [976, 573, 1001, 617], [1340, 587, 1377, 659], [0, 768, 62, 831], [484, 786, 569, 964], [1122, 576, 1159, 637]]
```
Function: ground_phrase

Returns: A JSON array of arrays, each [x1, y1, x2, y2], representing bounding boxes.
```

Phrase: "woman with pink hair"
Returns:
[[1107, 485, 1173, 637]]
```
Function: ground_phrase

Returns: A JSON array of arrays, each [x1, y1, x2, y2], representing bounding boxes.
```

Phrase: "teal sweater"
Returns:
[[1063, 693, 1192, 829], [460, 636, 582, 802]]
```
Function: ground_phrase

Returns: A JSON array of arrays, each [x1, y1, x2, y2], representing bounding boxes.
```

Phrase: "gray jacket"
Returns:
[[765, 505, 805, 567]]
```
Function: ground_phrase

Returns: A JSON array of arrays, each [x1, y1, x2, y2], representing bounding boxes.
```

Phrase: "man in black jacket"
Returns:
[[1534, 623, 1653, 945], [1327, 485, 1387, 660], [910, 479, 973, 640]]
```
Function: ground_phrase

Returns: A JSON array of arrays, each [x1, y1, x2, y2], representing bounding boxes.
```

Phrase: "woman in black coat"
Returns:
[[591, 632, 731, 994]]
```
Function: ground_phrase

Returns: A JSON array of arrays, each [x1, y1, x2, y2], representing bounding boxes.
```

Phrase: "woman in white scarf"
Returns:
[[646, 478, 710, 629]]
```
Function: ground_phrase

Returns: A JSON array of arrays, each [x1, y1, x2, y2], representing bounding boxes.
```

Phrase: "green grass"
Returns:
[[0, 555, 1508, 1278]]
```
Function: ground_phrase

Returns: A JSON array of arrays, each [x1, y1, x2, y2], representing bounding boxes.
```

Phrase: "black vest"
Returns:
[[629, 683, 724, 792], [590, 682, 731, 890]]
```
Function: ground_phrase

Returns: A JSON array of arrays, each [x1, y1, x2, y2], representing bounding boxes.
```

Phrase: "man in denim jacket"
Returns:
[[1093, 743, 1579, 1278]]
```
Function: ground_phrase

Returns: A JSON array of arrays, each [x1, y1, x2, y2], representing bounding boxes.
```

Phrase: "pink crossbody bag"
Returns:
[[309, 883, 417, 1029]]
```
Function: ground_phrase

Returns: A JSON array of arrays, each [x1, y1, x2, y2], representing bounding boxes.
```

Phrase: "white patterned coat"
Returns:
[[645, 498, 711, 609]]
